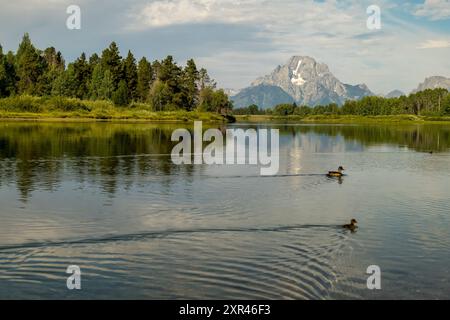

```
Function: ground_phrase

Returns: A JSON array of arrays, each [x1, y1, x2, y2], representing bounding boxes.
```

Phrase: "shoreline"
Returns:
[[234, 114, 450, 124], [1, 113, 450, 124], [0, 111, 227, 123]]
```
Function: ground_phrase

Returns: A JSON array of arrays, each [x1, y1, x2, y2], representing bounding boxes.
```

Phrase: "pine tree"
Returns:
[[112, 80, 129, 106], [73, 53, 91, 99], [123, 51, 138, 101], [100, 42, 122, 90], [42, 47, 65, 95], [137, 57, 152, 102], [98, 69, 114, 100], [51, 64, 77, 97], [199, 68, 215, 90], [0, 45, 7, 97], [89, 53, 100, 66], [183, 59, 200, 110], [89, 64, 104, 100], [156, 55, 182, 108], [0, 45, 15, 97], [43, 47, 65, 71], [15, 33, 46, 95]]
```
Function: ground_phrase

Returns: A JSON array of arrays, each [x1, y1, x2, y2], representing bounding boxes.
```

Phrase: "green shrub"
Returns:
[[45, 96, 91, 112], [128, 102, 153, 111], [0, 95, 42, 112]]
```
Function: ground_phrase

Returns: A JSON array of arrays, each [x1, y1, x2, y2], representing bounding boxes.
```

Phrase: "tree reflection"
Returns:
[[0, 122, 449, 201]]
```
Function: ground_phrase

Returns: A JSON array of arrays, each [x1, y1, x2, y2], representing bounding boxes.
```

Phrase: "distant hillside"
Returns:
[[386, 90, 405, 98], [231, 84, 294, 109]]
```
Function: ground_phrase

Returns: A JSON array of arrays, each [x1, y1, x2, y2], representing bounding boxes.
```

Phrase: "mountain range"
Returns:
[[413, 76, 450, 93], [230, 56, 450, 109], [231, 56, 373, 109]]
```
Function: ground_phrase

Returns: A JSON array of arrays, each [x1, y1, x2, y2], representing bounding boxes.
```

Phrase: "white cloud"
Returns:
[[126, 0, 250, 29], [1, 0, 450, 94], [415, 0, 450, 20], [126, 0, 362, 31], [418, 39, 450, 48], [123, 0, 450, 93]]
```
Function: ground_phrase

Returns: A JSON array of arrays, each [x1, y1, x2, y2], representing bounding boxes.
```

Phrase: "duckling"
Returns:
[[343, 219, 358, 230], [327, 166, 345, 177]]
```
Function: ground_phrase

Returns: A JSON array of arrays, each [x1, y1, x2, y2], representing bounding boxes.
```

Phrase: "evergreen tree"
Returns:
[[123, 51, 138, 101], [98, 69, 114, 100], [51, 64, 77, 97], [100, 42, 123, 90], [15, 33, 46, 95], [137, 57, 152, 102], [0, 45, 16, 97], [43, 47, 65, 71], [89, 64, 104, 100], [156, 55, 182, 108], [73, 53, 91, 99], [0, 45, 7, 97], [183, 59, 200, 110], [42, 47, 65, 95], [199, 67, 215, 90], [0, 36, 233, 113], [112, 80, 129, 106], [89, 53, 100, 67]]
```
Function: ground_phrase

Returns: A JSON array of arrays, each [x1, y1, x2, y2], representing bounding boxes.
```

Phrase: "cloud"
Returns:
[[417, 39, 450, 48], [415, 0, 450, 21], [1, 0, 450, 94], [126, 0, 250, 29], [126, 0, 362, 31]]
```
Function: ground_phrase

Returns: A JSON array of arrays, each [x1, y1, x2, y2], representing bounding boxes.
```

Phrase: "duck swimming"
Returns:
[[327, 166, 345, 177], [343, 219, 358, 230]]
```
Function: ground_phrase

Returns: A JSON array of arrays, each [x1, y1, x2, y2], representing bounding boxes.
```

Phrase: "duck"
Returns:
[[343, 219, 358, 231], [327, 166, 345, 177]]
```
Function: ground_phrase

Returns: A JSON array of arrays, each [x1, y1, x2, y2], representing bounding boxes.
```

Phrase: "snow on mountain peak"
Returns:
[[291, 60, 306, 86]]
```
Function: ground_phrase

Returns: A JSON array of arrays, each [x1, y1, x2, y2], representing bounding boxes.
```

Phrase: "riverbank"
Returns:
[[0, 96, 226, 122], [235, 114, 450, 124], [0, 110, 225, 122]]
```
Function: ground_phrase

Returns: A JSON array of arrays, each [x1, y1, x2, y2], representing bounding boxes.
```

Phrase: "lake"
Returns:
[[0, 121, 449, 299]]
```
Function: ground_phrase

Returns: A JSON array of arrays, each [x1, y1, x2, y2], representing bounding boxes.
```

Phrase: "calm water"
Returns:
[[0, 121, 449, 299]]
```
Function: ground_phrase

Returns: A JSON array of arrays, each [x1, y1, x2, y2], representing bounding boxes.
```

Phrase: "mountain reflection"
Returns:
[[0, 122, 449, 201]]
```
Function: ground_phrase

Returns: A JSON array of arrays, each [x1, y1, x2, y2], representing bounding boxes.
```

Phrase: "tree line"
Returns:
[[234, 88, 450, 116], [0, 33, 232, 113]]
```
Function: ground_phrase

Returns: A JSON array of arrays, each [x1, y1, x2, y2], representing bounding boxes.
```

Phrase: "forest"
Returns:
[[2, 34, 450, 120], [0, 33, 232, 116], [234, 88, 450, 117]]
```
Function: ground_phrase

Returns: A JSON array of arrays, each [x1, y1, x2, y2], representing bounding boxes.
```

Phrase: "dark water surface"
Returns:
[[0, 121, 449, 299]]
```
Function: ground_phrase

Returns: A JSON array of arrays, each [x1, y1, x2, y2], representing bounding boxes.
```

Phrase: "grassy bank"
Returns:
[[0, 96, 225, 122], [235, 114, 450, 124]]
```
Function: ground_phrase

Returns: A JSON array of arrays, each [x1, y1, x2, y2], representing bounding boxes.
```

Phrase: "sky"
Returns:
[[0, 0, 450, 94]]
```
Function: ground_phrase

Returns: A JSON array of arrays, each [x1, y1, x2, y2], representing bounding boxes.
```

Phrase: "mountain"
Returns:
[[223, 88, 241, 97], [231, 56, 373, 109], [413, 76, 450, 93], [231, 85, 294, 109], [386, 90, 405, 98]]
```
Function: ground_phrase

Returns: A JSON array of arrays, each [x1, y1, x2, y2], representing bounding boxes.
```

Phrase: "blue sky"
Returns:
[[0, 0, 449, 94]]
